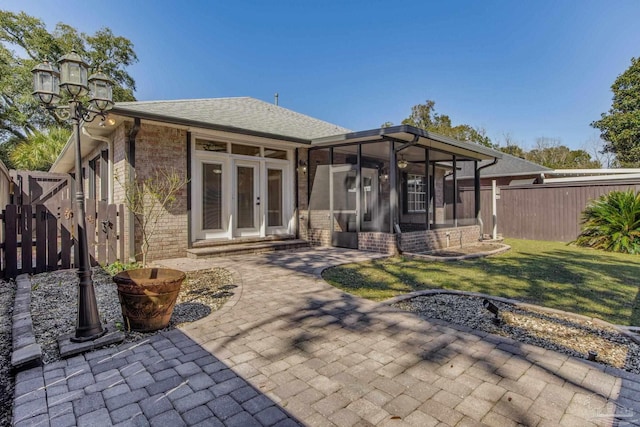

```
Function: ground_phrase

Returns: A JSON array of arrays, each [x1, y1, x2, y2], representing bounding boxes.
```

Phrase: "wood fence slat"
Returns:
[[35, 205, 46, 273], [21, 205, 32, 274], [60, 200, 72, 270], [97, 200, 107, 265], [86, 199, 97, 267], [107, 204, 117, 265], [4, 205, 18, 278], [47, 208, 57, 271]]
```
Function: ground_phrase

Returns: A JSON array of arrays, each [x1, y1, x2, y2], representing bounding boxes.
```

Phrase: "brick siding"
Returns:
[[399, 225, 481, 253]]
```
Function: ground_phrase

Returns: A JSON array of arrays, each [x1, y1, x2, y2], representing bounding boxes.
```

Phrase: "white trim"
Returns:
[[190, 134, 295, 242], [543, 173, 640, 183]]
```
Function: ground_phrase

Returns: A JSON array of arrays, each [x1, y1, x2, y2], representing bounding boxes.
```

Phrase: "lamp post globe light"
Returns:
[[32, 51, 114, 342]]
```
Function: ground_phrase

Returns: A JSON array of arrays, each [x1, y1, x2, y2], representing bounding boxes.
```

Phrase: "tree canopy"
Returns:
[[387, 99, 493, 148], [523, 137, 600, 169], [9, 126, 70, 171], [495, 136, 601, 169], [0, 10, 138, 168], [592, 57, 640, 167]]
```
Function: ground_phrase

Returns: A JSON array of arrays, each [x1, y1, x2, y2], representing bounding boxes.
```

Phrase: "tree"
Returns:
[[120, 168, 188, 267], [526, 137, 600, 169], [584, 134, 618, 169], [496, 133, 526, 159], [394, 99, 494, 148], [0, 10, 138, 149], [591, 57, 640, 167], [9, 126, 70, 170]]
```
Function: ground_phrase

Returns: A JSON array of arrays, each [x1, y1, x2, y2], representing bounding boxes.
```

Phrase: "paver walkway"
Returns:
[[13, 248, 640, 426]]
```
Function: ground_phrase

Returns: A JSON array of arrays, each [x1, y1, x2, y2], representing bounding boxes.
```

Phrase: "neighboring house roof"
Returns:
[[456, 151, 551, 179], [112, 97, 352, 141]]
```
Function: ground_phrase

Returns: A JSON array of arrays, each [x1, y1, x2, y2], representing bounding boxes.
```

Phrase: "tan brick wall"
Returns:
[[110, 122, 188, 263], [399, 225, 480, 253], [134, 123, 188, 262], [358, 232, 398, 255]]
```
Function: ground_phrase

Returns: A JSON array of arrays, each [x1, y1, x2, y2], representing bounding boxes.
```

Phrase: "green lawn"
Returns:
[[322, 239, 640, 326]]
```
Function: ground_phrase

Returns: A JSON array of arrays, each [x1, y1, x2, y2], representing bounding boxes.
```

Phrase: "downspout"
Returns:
[[127, 118, 141, 262], [476, 157, 499, 239], [81, 127, 114, 203]]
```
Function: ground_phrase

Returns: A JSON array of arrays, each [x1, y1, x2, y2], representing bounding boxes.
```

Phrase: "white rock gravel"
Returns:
[[29, 266, 235, 364], [0, 278, 15, 427], [0, 266, 234, 427], [393, 293, 640, 374]]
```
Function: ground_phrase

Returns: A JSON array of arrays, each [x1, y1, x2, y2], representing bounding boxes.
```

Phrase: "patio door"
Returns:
[[234, 160, 260, 236], [331, 164, 359, 249]]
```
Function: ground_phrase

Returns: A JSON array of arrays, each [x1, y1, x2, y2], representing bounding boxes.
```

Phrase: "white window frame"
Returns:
[[407, 174, 426, 213]]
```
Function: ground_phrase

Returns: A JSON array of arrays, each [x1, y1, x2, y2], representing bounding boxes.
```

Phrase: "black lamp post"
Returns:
[[32, 51, 113, 342]]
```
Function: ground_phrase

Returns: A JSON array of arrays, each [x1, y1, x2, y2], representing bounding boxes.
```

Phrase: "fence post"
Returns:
[[492, 180, 498, 240], [4, 205, 18, 278]]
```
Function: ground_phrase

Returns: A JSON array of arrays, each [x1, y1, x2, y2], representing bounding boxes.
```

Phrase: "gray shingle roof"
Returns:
[[113, 97, 351, 141], [457, 151, 552, 179]]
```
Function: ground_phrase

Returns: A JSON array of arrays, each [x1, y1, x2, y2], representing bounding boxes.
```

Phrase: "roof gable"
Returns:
[[113, 97, 351, 141]]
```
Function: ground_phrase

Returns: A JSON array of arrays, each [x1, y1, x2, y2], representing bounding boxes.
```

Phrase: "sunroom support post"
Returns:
[[432, 162, 436, 227], [425, 147, 430, 230], [474, 160, 480, 221], [356, 144, 362, 233], [452, 155, 457, 227], [389, 142, 398, 233]]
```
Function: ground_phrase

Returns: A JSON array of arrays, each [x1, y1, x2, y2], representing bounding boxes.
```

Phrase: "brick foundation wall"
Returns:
[[358, 232, 398, 255], [400, 225, 481, 253]]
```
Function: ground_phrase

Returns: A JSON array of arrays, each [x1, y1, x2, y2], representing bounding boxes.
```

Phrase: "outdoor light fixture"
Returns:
[[397, 156, 408, 169], [298, 159, 308, 174], [32, 50, 114, 343], [482, 298, 501, 324]]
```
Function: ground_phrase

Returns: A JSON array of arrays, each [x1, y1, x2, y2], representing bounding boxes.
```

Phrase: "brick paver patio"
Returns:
[[13, 248, 640, 426]]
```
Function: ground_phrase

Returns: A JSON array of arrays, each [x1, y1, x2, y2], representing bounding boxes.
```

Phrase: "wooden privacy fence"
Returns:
[[2, 200, 125, 278], [459, 180, 640, 242]]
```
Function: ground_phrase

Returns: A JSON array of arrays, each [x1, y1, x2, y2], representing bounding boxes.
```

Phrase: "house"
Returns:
[[50, 97, 501, 261], [455, 152, 552, 187]]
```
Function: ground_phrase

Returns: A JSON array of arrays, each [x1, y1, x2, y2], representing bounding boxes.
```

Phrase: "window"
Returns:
[[264, 148, 288, 160], [231, 144, 260, 156], [88, 151, 109, 202], [196, 139, 227, 152], [407, 174, 426, 212]]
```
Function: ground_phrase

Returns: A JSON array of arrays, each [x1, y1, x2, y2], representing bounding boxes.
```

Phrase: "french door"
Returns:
[[194, 154, 290, 241], [234, 160, 260, 236]]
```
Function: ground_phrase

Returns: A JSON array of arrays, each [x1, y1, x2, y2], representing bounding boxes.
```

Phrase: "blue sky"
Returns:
[[2, 1, 640, 151]]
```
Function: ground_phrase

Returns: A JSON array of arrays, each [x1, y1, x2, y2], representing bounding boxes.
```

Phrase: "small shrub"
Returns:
[[103, 260, 142, 276], [573, 190, 640, 254]]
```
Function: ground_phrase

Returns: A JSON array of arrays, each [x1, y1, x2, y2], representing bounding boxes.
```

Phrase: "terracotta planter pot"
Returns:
[[113, 268, 185, 332]]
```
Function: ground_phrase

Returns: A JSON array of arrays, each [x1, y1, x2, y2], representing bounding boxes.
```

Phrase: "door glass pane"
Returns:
[[267, 169, 283, 227], [203, 163, 222, 229], [363, 176, 372, 222], [237, 166, 254, 228]]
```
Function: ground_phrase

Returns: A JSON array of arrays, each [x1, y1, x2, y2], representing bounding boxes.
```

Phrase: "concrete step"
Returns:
[[186, 238, 309, 258]]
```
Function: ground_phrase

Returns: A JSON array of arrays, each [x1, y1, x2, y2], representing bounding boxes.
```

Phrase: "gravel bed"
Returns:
[[0, 278, 16, 427], [393, 293, 640, 374], [30, 266, 235, 364]]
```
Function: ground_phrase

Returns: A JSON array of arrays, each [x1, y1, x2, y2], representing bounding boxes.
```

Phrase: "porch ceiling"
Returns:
[[311, 124, 501, 162]]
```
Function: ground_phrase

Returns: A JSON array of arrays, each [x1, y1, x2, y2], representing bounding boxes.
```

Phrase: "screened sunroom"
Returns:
[[299, 125, 501, 254]]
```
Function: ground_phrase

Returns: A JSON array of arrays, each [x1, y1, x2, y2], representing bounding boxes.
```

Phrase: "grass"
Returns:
[[322, 238, 640, 326]]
